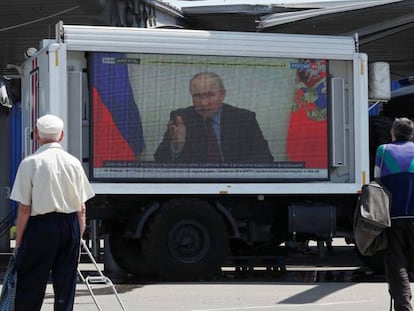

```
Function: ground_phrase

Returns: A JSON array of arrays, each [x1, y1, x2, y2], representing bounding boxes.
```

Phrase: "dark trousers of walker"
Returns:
[[14, 212, 80, 311], [384, 219, 414, 311]]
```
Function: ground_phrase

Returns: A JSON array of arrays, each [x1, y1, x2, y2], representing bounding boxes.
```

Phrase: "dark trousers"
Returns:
[[15, 212, 80, 311], [384, 219, 414, 311]]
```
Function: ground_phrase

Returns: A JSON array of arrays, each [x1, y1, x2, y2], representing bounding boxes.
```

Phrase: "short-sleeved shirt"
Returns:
[[10, 142, 95, 216]]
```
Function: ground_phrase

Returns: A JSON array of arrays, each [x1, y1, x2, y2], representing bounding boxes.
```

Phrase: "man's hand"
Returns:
[[15, 203, 31, 250], [168, 115, 186, 151], [77, 204, 86, 239]]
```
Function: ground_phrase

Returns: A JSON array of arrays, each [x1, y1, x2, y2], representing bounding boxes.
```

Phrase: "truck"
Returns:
[[18, 21, 391, 280]]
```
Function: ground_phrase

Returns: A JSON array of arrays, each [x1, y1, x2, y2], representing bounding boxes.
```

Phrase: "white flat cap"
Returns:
[[36, 114, 64, 135]]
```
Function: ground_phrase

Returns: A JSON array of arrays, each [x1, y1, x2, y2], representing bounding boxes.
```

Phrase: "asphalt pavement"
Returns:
[[0, 240, 395, 311]]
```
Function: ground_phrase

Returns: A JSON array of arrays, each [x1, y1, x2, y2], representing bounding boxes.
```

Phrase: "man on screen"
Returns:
[[154, 71, 273, 163]]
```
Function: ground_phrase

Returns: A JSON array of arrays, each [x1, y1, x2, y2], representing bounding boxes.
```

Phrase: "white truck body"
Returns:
[[20, 22, 383, 280]]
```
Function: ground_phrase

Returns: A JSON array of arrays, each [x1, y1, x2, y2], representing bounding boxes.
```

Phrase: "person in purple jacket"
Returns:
[[375, 117, 414, 311]]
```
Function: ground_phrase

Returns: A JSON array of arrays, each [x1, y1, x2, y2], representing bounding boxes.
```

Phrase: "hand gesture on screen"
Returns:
[[168, 115, 186, 151]]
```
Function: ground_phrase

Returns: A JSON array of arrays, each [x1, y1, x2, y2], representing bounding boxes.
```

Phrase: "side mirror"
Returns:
[[369, 62, 391, 102], [0, 81, 12, 108]]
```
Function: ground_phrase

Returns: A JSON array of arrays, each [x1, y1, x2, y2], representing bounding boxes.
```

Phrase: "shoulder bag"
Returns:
[[353, 146, 391, 256]]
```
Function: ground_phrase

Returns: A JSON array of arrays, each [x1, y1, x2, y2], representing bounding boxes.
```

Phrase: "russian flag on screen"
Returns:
[[89, 52, 145, 167], [286, 59, 328, 169]]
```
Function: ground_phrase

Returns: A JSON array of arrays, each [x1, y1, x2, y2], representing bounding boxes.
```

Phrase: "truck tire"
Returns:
[[109, 230, 156, 278], [142, 199, 229, 281]]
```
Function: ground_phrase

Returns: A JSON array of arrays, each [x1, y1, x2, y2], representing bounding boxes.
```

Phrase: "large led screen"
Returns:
[[89, 52, 329, 181]]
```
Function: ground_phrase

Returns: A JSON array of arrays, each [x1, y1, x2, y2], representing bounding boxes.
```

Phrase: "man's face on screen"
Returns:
[[190, 75, 226, 119]]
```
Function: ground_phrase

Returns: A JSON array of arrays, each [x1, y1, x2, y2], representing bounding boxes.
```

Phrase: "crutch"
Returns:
[[77, 239, 127, 310]]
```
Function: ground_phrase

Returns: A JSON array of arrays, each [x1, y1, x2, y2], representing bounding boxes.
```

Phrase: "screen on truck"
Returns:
[[88, 52, 329, 181]]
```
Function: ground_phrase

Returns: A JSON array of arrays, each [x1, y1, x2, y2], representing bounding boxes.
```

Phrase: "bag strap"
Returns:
[[379, 145, 387, 178]]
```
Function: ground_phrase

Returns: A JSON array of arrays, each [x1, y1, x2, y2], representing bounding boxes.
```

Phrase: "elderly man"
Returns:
[[154, 71, 273, 163], [10, 114, 95, 311]]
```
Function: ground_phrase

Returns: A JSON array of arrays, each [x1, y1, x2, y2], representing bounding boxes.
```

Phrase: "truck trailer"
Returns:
[[18, 21, 390, 280]]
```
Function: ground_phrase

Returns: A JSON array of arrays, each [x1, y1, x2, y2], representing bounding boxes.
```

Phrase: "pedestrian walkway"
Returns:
[[0, 239, 390, 310]]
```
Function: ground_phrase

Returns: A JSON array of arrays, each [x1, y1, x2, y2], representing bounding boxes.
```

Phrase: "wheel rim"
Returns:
[[168, 220, 210, 263]]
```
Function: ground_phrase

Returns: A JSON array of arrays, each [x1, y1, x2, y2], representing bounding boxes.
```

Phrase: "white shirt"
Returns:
[[10, 142, 95, 216]]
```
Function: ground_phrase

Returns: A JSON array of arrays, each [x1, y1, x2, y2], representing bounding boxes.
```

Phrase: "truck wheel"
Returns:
[[142, 199, 229, 281], [109, 230, 156, 277]]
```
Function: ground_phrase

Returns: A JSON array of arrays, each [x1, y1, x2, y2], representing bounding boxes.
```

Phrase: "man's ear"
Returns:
[[220, 89, 227, 101], [390, 129, 396, 142], [58, 130, 64, 142], [34, 128, 40, 141]]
